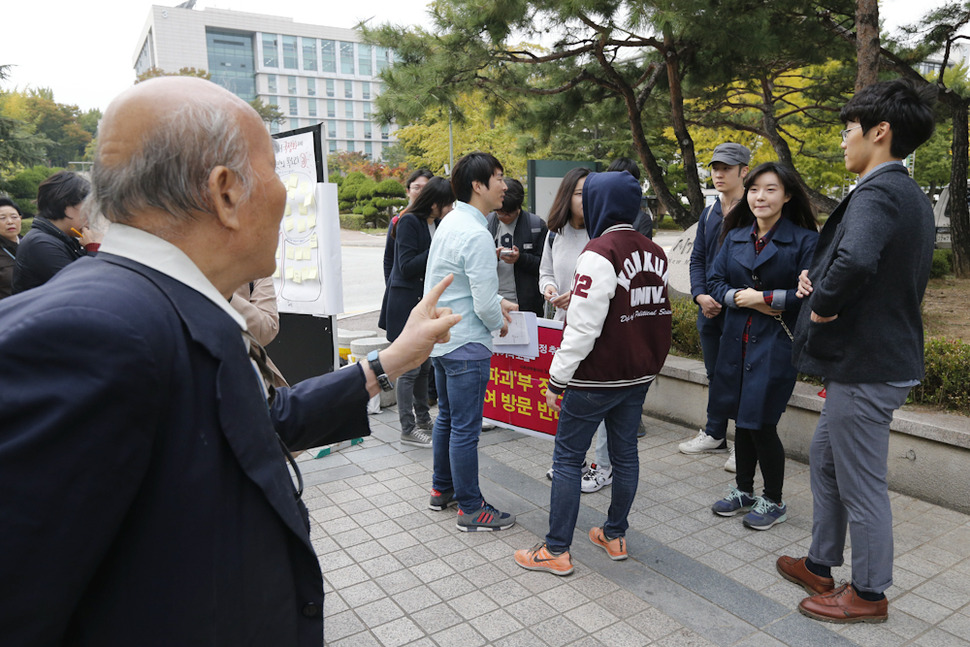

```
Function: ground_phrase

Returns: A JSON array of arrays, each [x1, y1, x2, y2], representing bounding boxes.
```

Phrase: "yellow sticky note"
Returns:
[[305, 267, 318, 281], [284, 203, 292, 217], [292, 273, 302, 284], [284, 217, 294, 231], [272, 267, 281, 279], [285, 248, 294, 260], [303, 193, 314, 208], [297, 218, 307, 233], [287, 175, 299, 189], [309, 234, 318, 248], [299, 203, 307, 215], [308, 215, 317, 228], [285, 268, 294, 280]]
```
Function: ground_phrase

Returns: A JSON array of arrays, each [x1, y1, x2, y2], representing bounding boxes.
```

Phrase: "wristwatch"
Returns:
[[367, 350, 394, 392]]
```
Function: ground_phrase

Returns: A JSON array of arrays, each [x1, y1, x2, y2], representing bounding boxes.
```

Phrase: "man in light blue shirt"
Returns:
[[424, 151, 517, 532]]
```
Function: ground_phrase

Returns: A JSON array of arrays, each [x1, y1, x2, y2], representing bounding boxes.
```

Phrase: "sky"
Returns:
[[0, 0, 953, 114]]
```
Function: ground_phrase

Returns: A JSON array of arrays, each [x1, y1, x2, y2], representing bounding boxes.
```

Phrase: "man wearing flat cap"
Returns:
[[681, 143, 750, 471]]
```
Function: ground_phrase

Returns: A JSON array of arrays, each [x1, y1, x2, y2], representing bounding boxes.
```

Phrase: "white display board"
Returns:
[[666, 222, 696, 298], [272, 128, 343, 315]]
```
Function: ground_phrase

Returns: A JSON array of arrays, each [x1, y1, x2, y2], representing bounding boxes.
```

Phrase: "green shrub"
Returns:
[[20, 217, 33, 237], [375, 178, 406, 197], [911, 337, 970, 415], [930, 249, 954, 279], [670, 297, 702, 359], [339, 213, 366, 229], [361, 205, 379, 218]]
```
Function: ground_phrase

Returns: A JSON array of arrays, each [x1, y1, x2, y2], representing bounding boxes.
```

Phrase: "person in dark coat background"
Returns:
[[605, 157, 653, 239], [13, 170, 102, 294], [486, 178, 547, 317], [706, 162, 818, 532], [385, 176, 455, 447], [0, 197, 24, 300]]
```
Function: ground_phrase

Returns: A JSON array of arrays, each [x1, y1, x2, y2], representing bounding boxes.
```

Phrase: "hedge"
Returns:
[[669, 297, 970, 415], [931, 249, 954, 279], [339, 213, 366, 230]]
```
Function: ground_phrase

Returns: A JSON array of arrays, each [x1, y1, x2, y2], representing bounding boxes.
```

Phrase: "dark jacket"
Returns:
[[0, 253, 370, 645], [384, 212, 434, 341], [792, 163, 934, 382], [13, 216, 90, 294], [486, 209, 547, 316], [689, 200, 726, 334], [377, 218, 398, 331], [0, 236, 17, 300], [707, 218, 818, 428]]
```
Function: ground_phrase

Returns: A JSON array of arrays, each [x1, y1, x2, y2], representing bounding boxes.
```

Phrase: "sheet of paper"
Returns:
[[492, 311, 539, 359]]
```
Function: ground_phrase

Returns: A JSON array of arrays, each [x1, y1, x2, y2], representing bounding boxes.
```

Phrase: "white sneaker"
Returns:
[[724, 445, 737, 472], [581, 463, 613, 493], [678, 430, 728, 454]]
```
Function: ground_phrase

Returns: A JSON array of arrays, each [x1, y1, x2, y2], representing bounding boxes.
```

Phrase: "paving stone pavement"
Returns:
[[295, 406, 970, 646]]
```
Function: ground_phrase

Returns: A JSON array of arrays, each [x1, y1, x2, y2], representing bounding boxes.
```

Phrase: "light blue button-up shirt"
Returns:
[[424, 200, 504, 357]]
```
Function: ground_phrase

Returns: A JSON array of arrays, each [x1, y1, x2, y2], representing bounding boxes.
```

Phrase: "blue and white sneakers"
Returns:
[[742, 497, 788, 530], [711, 487, 757, 517]]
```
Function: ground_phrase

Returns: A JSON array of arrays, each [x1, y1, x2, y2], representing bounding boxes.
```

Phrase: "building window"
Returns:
[[344, 80, 353, 99], [302, 37, 317, 71], [321, 40, 336, 73], [347, 141, 355, 152], [364, 122, 372, 139], [206, 29, 256, 101], [290, 118, 300, 129], [381, 124, 389, 140], [262, 34, 278, 67], [287, 76, 298, 94], [376, 46, 392, 73], [306, 78, 316, 96], [365, 142, 373, 157], [329, 140, 337, 153], [346, 121, 355, 139], [339, 41, 355, 74], [282, 35, 298, 69], [136, 31, 155, 75], [362, 81, 371, 100], [270, 121, 280, 134], [327, 121, 337, 139], [345, 101, 354, 119], [289, 97, 298, 116], [358, 44, 373, 76], [363, 102, 373, 119], [325, 79, 335, 97], [267, 75, 277, 93], [327, 100, 336, 118], [308, 99, 317, 117]]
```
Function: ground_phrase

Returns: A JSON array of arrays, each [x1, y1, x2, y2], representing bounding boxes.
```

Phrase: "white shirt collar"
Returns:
[[99, 223, 247, 330]]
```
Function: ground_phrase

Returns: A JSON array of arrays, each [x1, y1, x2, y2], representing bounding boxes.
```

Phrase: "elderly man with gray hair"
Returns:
[[0, 77, 459, 645]]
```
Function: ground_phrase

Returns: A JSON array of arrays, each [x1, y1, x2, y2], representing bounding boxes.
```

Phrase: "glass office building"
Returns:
[[134, 5, 398, 158]]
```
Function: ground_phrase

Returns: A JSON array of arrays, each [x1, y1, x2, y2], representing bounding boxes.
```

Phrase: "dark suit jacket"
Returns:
[[486, 209, 547, 316], [385, 212, 433, 341], [792, 163, 934, 383], [13, 216, 89, 294], [0, 253, 369, 645]]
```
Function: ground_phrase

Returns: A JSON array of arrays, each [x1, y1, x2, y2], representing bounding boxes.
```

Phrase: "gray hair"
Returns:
[[92, 100, 255, 225]]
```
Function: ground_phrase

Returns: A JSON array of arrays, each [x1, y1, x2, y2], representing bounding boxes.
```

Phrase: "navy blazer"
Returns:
[[707, 218, 818, 428], [384, 212, 434, 341], [0, 253, 369, 645], [792, 164, 934, 382], [486, 209, 547, 316]]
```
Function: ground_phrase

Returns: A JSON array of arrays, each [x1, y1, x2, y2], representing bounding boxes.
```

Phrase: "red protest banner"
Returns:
[[483, 318, 563, 438]]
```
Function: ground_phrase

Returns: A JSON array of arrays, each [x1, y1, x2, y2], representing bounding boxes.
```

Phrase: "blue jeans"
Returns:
[[431, 356, 491, 513], [546, 384, 650, 552], [698, 313, 728, 441]]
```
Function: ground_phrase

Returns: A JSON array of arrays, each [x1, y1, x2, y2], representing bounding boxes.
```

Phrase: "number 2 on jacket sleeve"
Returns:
[[573, 274, 592, 299]]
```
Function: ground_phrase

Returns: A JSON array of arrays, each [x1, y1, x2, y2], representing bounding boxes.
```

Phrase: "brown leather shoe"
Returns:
[[776, 556, 835, 595], [798, 583, 888, 624]]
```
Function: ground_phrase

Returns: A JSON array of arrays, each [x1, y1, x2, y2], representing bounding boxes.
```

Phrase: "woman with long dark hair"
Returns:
[[385, 176, 455, 447], [707, 162, 819, 530]]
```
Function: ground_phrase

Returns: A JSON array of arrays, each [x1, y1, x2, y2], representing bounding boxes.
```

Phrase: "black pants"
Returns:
[[735, 424, 785, 504]]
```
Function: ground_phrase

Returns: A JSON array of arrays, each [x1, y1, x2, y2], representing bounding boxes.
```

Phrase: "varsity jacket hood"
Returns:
[[583, 172, 641, 239]]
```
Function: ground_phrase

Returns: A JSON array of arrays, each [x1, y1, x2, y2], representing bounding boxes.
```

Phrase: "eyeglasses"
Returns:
[[840, 125, 862, 141]]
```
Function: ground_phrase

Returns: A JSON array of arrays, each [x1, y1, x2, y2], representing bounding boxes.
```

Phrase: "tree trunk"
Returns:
[[948, 98, 970, 277], [855, 0, 880, 91], [664, 27, 704, 225]]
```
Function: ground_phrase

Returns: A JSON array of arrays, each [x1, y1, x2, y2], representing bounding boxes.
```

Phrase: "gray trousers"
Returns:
[[397, 358, 432, 434], [808, 380, 910, 594]]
